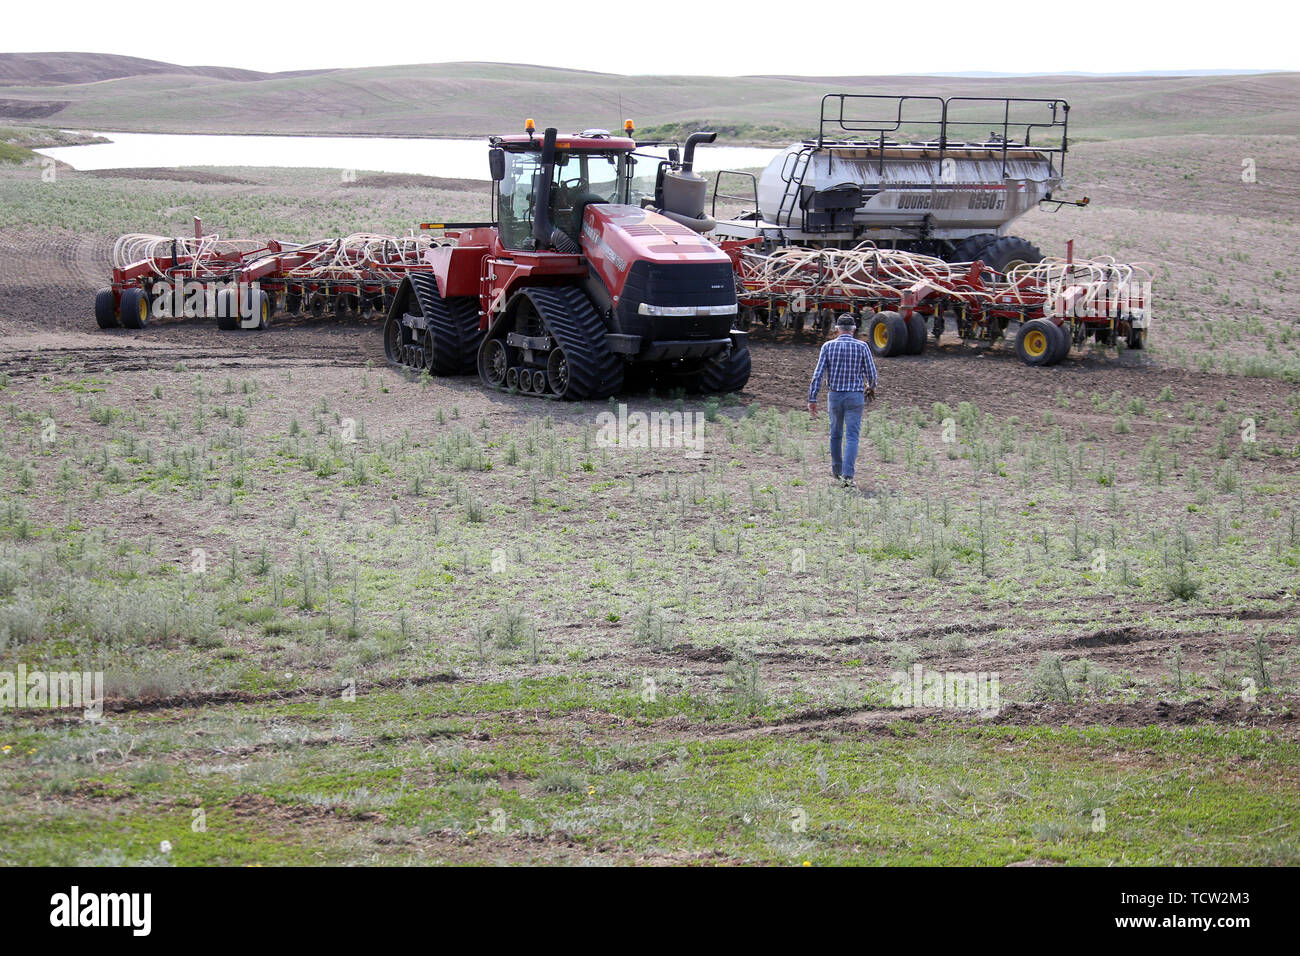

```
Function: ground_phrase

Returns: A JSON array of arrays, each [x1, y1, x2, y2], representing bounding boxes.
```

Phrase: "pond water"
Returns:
[[35, 132, 780, 179]]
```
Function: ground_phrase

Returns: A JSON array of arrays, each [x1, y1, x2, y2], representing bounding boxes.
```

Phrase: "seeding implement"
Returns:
[[725, 240, 1150, 365], [96, 223, 439, 331]]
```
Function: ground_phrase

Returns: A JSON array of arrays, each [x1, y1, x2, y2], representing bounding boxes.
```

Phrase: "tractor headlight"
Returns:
[[636, 303, 738, 317]]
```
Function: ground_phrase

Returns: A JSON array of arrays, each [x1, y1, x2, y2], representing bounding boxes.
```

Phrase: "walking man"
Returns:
[[808, 314, 878, 487]]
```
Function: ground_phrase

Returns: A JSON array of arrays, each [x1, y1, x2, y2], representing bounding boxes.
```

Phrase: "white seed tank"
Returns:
[[755, 143, 1062, 239], [714, 93, 1072, 249]]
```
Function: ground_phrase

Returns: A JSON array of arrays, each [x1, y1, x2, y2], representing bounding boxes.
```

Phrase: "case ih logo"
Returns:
[[582, 222, 627, 272]]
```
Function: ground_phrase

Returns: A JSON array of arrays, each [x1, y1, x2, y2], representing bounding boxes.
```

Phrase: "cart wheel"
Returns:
[[1049, 322, 1072, 364], [251, 290, 271, 330], [94, 288, 119, 329], [213, 290, 233, 330], [867, 311, 908, 357], [1015, 318, 1058, 366], [904, 313, 927, 355], [119, 288, 149, 330]]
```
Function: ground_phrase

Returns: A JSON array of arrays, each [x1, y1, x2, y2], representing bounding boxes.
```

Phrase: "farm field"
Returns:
[[0, 109, 1298, 865]]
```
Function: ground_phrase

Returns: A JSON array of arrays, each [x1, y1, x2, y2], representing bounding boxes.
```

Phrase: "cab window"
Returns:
[[497, 149, 629, 250]]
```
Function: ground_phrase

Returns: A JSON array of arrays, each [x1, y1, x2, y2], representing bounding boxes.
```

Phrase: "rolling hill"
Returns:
[[0, 53, 1295, 143]]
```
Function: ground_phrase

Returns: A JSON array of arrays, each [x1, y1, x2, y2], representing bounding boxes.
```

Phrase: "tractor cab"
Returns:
[[490, 122, 655, 253]]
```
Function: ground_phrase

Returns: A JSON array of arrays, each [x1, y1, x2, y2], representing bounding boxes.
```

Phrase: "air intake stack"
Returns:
[[654, 131, 717, 233]]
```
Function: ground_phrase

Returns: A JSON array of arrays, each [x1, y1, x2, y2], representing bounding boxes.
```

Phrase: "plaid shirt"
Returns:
[[807, 333, 878, 403]]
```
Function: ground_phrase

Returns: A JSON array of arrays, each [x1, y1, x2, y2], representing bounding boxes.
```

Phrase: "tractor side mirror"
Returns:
[[489, 148, 506, 181]]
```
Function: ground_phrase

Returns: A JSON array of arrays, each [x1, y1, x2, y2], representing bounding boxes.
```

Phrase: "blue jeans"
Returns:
[[828, 390, 865, 478]]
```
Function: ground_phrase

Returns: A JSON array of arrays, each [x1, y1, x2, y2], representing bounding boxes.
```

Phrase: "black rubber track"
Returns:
[[698, 338, 752, 394], [522, 286, 623, 400], [394, 274, 482, 375]]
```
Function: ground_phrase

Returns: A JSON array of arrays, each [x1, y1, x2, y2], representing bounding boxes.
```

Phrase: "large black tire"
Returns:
[[251, 290, 271, 330], [215, 289, 239, 330], [866, 311, 908, 357], [387, 274, 481, 375], [1015, 318, 1059, 366], [119, 288, 148, 330], [1050, 321, 1072, 364], [948, 233, 997, 263], [1126, 326, 1146, 350], [904, 313, 927, 355], [975, 236, 1043, 276], [697, 337, 752, 394], [94, 288, 118, 329]]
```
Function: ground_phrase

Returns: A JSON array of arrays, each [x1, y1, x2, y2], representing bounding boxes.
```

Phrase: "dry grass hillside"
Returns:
[[0, 54, 1295, 142]]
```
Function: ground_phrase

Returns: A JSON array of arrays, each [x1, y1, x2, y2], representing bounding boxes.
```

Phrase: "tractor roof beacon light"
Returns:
[[624, 119, 635, 136]]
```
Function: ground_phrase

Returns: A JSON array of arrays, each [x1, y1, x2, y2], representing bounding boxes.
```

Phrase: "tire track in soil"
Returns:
[[8, 672, 459, 724]]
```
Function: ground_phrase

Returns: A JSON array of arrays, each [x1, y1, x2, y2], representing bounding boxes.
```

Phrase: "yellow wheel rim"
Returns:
[[1024, 329, 1047, 357], [139, 297, 148, 323], [873, 322, 888, 348], [261, 299, 269, 325]]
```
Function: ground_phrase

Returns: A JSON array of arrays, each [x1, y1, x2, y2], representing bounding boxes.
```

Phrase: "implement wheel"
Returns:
[[94, 288, 119, 329], [119, 288, 149, 330], [1050, 321, 1072, 363], [904, 314, 927, 355], [250, 290, 271, 330], [1016, 318, 1060, 366], [867, 311, 908, 357]]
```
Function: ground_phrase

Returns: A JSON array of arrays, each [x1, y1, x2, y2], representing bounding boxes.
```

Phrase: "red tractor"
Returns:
[[383, 122, 751, 399]]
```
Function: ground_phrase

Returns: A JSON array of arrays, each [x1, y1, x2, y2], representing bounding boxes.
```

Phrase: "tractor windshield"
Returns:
[[627, 153, 663, 208], [497, 148, 633, 250]]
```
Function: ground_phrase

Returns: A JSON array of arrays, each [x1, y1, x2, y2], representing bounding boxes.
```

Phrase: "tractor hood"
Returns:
[[582, 204, 730, 296], [582, 204, 737, 342]]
